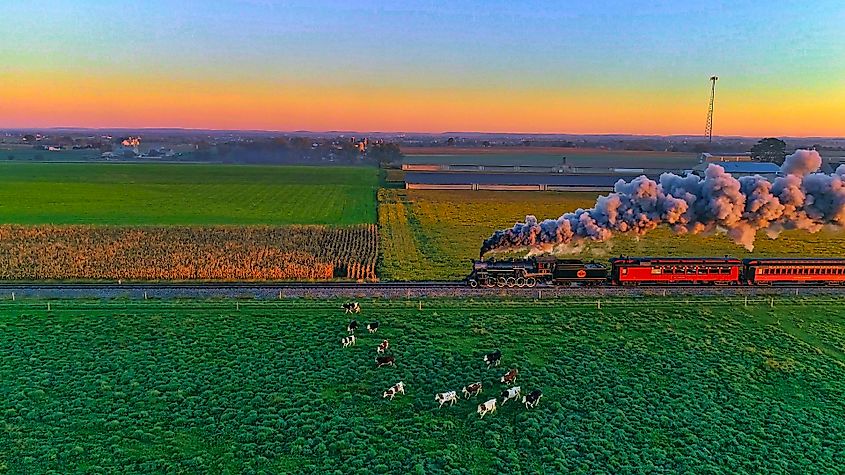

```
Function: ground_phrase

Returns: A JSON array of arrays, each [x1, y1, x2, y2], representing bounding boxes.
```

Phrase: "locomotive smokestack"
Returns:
[[481, 150, 845, 254]]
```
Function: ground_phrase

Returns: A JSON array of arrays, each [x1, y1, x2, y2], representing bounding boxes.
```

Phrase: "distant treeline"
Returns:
[[196, 137, 402, 165]]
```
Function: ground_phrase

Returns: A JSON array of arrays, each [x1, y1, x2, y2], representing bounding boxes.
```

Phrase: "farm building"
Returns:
[[403, 171, 648, 192], [691, 161, 781, 179]]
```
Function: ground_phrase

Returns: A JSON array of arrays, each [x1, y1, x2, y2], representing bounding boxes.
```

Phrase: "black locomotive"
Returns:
[[465, 255, 607, 288]]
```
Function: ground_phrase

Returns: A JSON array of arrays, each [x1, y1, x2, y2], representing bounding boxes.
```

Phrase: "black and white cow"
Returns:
[[383, 381, 405, 400], [375, 355, 395, 368], [522, 390, 543, 409], [367, 321, 379, 333], [343, 302, 361, 314], [483, 349, 501, 368], [477, 398, 497, 418], [376, 339, 389, 354], [461, 382, 483, 399], [435, 390, 458, 408], [341, 335, 356, 348], [500, 368, 518, 384], [346, 320, 358, 334], [500, 386, 521, 405]]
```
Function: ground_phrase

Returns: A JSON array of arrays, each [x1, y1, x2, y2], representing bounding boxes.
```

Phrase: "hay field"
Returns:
[[378, 189, 845, 281]]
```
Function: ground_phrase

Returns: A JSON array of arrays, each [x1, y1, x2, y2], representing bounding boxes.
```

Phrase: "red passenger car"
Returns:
[[609, 257, 741, 285], [743, 258, 845, 285]]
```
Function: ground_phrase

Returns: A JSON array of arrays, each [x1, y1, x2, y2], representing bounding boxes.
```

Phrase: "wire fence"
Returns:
[[0, 294, 843, 313]]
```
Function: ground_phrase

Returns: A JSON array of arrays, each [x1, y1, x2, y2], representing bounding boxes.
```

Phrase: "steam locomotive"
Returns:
[[465, 256, 845, 287]]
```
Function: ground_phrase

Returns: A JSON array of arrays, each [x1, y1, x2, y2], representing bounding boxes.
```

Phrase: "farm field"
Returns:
[[0, 224, 377, 281], [378, 189, 845, 280], [1, 297, 844, 473], [0, 147, 101, 162], [0, 162, 377, 225]]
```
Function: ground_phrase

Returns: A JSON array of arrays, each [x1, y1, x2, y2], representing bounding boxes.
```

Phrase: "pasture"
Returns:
[[0, 162, 377, 225], [378, 189, 845, 280], [1, 297, 844, 473]]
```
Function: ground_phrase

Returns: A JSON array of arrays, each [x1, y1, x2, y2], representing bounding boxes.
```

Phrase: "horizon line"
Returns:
[[2, 126, 843, 141]]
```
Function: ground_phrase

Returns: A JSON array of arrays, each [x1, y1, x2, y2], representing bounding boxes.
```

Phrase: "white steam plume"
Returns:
[[481, 150, 845, 255]]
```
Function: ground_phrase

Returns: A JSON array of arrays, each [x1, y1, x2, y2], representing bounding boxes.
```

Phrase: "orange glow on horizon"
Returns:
[[2, 71, 843, 137]]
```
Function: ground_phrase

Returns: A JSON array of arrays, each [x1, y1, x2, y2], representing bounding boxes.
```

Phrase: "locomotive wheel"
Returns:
[[506, 277, 516, 288], [497, 277, 507, 288], [468, 279, 479, 288], [525, 277, 536, 288], [515, 277, 525, 287], [485, 279, 495, 288]]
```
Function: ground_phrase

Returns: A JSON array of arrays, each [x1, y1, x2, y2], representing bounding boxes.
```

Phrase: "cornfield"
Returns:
[[0, 225, 378, 281]]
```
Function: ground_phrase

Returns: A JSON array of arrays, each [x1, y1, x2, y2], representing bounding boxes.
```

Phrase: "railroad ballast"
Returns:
[[465, 256, 845, 287]]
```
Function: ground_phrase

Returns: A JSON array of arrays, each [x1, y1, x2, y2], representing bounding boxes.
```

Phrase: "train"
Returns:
[[465, 256, 845, 287]]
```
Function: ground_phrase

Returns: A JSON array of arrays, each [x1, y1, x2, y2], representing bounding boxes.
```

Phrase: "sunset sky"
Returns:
[[1, 0, 844, 136]]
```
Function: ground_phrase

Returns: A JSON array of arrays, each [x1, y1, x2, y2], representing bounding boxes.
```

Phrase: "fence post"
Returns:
[[597, 300, 601, 310], [279, 290, 282, 299], [11, 292, 14, 301], [144, 291, 148, 300], [744, 295, 748, 307], [47, 302, 51, 312], [237, 302, 240, 311], [770, 297, 774, 308], [418, 300, 422, 311]]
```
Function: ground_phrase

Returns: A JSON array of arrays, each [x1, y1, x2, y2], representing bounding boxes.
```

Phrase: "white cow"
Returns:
[[383, 381, 405, 400], [435, 391, 458, 408], [477, 398, 497, 419], [500, 386, 521, 405], [341, 335, 356, 348]]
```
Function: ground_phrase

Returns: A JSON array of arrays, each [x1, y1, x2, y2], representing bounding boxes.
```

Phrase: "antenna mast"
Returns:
[[705, 75, 718, 143]]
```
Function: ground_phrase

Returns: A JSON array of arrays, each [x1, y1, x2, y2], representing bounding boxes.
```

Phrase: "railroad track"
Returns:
[[0, 281, 844, 299]]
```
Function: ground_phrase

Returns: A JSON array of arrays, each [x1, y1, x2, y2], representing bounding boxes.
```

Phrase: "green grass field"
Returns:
[[379, 189, 845, 280], [0, 163, 377, 225], [1, 297, 844, 473]]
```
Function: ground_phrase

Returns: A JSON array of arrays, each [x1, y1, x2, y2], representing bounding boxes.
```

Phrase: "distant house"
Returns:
[[692, 161, 781, 179]]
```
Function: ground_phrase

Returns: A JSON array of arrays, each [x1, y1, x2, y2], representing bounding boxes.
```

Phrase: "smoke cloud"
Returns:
[[481, 150, 845, 255]]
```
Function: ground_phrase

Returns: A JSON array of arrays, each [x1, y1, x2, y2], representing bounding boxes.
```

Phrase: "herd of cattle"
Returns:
[[339, 302, 543, 418]]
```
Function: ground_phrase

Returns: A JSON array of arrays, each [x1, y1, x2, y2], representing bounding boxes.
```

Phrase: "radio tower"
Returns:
[[704, 75, 718, 143]]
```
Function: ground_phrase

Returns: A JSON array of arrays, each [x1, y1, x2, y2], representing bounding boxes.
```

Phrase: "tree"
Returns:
[[750, 138, 787, 164], [368, 142, 403, 165]]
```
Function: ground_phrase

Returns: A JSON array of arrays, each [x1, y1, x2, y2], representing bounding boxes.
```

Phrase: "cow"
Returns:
[[477, 398, 497, 419], [483, 349, 501, 368], [376, 339, 389, 354], [461, 382, 483, 399], [500, 386, 521, 405], [383, 381, 405, 400], [522, 389, 543, 409], [500, 368, 518, 384], [376, 355, 395, 368], [367, 321, 379, 333], [343, 302, 361, 314], [346, 320, 358, 334], [341, 335, 356, 348], [435, 391, 458, 408]]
